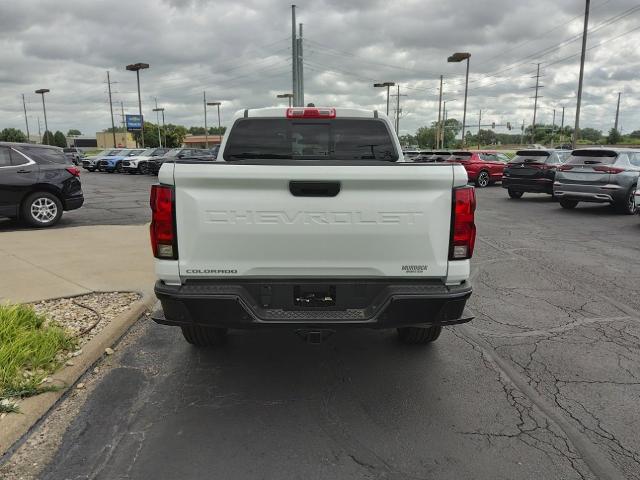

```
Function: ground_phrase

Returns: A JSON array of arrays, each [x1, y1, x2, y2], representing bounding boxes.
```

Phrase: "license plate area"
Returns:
[[294, 285, 336, 308]]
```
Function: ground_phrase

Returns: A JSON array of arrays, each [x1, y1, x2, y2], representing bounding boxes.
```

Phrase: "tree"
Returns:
[[606, 128, 622, 145], [105, 126, 126, 133], [53, 131, 67, 148], [0, 127, 27, 142], [188, 126, 227, 135], [628, 130, 640, 139], [578, 127, 602, 143], [67, 129, 82, 136], [42, 130, 54, 145]]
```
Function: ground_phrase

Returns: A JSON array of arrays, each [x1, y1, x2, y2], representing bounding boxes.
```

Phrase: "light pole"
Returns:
[[125, 62, 150, 147], [153, 107, 166, 148], [207, 101, 222, 148], [35, 89, 50, 144], [373, 82, 395, 116], [448, 52, 471, 147], [277, 93, 294, 107]]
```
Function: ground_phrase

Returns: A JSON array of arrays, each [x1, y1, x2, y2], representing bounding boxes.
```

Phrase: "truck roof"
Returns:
[[234, 107, 383, 120]]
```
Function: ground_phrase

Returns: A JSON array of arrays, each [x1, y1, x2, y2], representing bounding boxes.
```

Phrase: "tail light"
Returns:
[[286, 107, 336, 118], [593, 165, 625, 174], [66, 167, 80, 177], [449, 186, 476, 260], [150, 185, 177, 259]]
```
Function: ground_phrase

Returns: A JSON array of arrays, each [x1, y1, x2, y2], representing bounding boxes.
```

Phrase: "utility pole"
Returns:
[[106, 71, 117, 148], [436, 75, 443, 149], [530, 63, 543, 143], [298, 23, 304, 106], [478, 109, 482, 150], [560, 107, 565, 144], [22, 94, 30, 142], [390, 86, 406, 133], [520, 119, 525, 145], [37, 116, 42, 144], [552, 109, 556, 146], [614, 92, 621, 131], [441, 101, 447, 148], [203, 91, 209, 148], [291, 5, 298, 107], [573, 0, 590, 149], [154, 97, 162, 148], [120, 101, 126, 145]]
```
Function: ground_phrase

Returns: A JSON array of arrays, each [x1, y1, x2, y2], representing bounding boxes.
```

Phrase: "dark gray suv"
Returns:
[[553, 148, 640, 214]]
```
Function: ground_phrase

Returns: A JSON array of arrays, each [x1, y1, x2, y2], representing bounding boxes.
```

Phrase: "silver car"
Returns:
[[554, 148, 640, 214]]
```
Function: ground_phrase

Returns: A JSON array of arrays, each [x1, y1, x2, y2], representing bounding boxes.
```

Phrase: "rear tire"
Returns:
[[21, 191, 63, 228], [180, 325, 228, 347], [508, 189, 523, 199], [139, 162, 149, 175], [614, 186, 637, 215], [559, 199, 578, 209], [475, 171, 490, 188], [397, 326, 442, 345], [116, 162, 123, 173]]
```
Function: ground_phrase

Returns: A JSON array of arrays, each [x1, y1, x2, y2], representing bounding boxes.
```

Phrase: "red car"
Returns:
[[448, 150, 510, 187]]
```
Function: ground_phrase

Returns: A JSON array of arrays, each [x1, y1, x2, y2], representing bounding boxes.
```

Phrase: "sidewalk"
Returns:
[[0, 225, 155, 303]]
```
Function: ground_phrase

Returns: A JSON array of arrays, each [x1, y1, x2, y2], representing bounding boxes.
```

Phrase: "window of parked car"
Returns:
[[15, 146, 69, 165], [565, 150, 618, 165], [496, 153, 510, 162], [451, 152, 472, 161], [0, 147, 12, 167], [510, 151, 550, 163]]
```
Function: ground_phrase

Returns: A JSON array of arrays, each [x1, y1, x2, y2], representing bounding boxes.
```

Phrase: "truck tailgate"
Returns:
[[172, 163, 454, 279]]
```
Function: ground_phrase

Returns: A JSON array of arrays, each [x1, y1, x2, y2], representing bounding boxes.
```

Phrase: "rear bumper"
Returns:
[[153, 279, 473, 330], [63, 195, 84, 211], [502, 177, 553, 193], [553, 182, 625, 203]]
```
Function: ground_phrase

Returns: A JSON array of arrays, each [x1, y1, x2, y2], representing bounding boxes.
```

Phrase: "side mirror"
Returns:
[[177, 154, 185, 159]]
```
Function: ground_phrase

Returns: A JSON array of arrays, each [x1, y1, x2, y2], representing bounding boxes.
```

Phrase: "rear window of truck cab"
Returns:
[[223, 118, 398, 162]]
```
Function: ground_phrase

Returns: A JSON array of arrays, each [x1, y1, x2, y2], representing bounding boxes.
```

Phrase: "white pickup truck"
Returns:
[[150, 107, 475, 346]]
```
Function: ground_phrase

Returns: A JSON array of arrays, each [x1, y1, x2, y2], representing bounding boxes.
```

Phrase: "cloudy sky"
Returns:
[[1, 0, 639, 138]]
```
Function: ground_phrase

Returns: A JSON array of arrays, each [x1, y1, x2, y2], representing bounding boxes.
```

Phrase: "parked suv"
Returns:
[[146, 148, 204, 174], [98, 149, 143, 173], [554, 148, 640, 214], [502, 149, 570, 198], [449, 150, 510, 187], [122, 148, 169, 174], [63, 147, 84, 165], [0, 142, 83, 227]]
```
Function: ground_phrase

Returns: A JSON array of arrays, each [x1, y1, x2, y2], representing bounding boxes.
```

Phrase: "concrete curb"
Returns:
[[0, 293, 157, 458]]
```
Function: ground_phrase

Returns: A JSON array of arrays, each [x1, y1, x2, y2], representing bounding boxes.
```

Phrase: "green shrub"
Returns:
[[0, 304, 75, 402]]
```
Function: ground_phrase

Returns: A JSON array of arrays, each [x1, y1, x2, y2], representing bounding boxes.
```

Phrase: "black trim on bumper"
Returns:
[[64, 196, 84, 211], [153, 279, 473, 329]]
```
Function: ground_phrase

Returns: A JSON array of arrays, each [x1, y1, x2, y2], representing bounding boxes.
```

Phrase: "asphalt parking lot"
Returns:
[[9, 176, 640, 479]]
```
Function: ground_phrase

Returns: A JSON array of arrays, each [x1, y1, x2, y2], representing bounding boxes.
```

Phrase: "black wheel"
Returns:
[[180, 325, 228, 347], [475, 171, 490, 188], [559, 199, 578, 209], [614, 186, 637, 215], [21, 192, 63, 228], [115, 162, 123, 173], [139, 162, 149, 175], [397, 326, 442, 345], [508, 189, 524, 199]]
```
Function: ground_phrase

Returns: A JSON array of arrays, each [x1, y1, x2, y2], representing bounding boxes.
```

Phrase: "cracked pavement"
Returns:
[[2, 183, 639, 479]]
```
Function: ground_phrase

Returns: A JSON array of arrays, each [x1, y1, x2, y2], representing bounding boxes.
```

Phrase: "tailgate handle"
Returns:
[[289, 181, 340, 197]]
